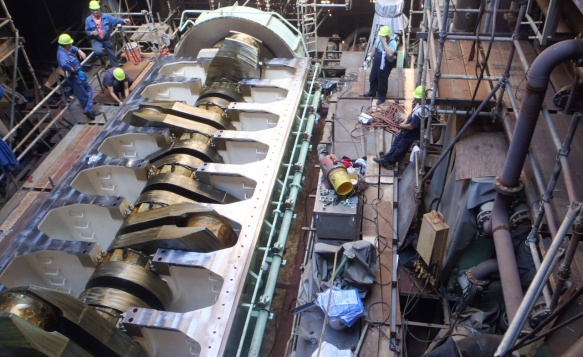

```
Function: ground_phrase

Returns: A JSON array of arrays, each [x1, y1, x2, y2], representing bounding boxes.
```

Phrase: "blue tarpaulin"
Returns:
[[0, 139, 18, 173]]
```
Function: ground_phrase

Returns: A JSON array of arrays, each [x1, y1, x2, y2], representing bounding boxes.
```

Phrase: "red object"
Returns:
[[341, 158, 353, 168]]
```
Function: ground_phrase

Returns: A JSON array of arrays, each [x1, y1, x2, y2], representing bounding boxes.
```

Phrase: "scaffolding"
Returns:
[[296, 0, 349, 58], [0, 0, 63, 196], [407, 0, 580, 175], [0, 0, 175, 202], [405, 0, 583, 353]]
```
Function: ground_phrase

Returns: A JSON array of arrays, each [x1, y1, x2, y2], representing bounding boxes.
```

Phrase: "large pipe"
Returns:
[[491, 39, 583, 326], [495, 204, 581, 356], [470, 259, 499, 281], [247, 73, 322, 357]]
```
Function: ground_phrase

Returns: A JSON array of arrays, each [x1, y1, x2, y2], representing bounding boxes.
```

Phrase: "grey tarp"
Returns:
[[298, 241, 377, 306]]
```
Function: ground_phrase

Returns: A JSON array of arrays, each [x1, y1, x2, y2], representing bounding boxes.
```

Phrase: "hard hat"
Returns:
[[378, 26, 391, 37], [89, 1, 101, 10], [113, 68, 126, 81], [413, 85, 426, 99], [58, 34, 74, 46]]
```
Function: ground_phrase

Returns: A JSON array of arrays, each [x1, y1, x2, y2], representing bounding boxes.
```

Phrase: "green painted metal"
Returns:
[[235, 63, 321, 357]]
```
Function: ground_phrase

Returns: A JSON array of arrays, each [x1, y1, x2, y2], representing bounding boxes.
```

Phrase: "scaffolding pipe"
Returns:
[[247, 70, 322, 357], [542, 109, 581, 203], [390, 159, 400, 354], [550, 218, 582, 310], [16, 103, 70, 161], [491, 39, 583, 340], [417, 0, 433, 176], [512, 39, 530, 72], [441, 74, 499, 80], [415, 0, 430, 86], [412, 9, 519, 14], [421, 0, 450, 172], [496, 5, 526, 117], [417, 33, 514, 42], [422, 81, 502, 182], [494, 203, 582, 356], [9, 33, 19, 133]]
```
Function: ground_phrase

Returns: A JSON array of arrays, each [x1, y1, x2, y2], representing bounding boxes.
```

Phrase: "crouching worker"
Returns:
[[373, 86, 431, 168], [104, 67, 133, 105]]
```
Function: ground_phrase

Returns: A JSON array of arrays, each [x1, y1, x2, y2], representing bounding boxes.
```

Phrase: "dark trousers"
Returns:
[[369, 49, 396, 101], [383, 131, 416, 164], [92, 38, 119, 67]]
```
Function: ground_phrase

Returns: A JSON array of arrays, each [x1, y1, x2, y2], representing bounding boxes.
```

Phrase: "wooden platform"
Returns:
[[437, 40, 492, 105], [22, 124, 104, 191], [93, 60, 153, 105]]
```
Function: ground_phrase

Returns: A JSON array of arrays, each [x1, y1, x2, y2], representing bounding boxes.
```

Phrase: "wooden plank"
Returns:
[[23, 125, 103, 190], [0, 191, 40, 244], [22, 125, 86, 189], [365, 156, 380, 184], [128, 60, 154, 92], [454, 132, 508, 181], [359, 326, 381, 357], [362, 186, 379, 244], [458, 40, 491, 102]]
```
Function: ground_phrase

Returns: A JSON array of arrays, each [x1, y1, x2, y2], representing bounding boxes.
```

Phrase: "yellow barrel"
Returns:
[[328, 166, 353, 196]]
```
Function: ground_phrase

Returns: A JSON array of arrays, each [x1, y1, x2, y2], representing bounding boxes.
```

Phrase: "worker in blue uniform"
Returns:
[[85, 0, 130, 67], [57, 33, 101, 119], [363, 26, 398, 105], [373, 86, 430, 168], [103, 67, 134, 105]]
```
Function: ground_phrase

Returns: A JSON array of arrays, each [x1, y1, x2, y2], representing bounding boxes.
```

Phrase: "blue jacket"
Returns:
[[85, 13, 125, 41], [57, 46, 82, 73]]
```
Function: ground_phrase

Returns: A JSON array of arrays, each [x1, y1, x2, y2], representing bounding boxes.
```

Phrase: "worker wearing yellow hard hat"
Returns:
[[362, 25, 398, 105], [103, 67, 134, 105], [85, 1, 130, 67], [56, 33, 101, 119], [373, 86, 431, 169]]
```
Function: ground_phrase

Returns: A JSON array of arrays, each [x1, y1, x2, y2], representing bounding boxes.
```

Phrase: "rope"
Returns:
[[351, 102, 406, 139]]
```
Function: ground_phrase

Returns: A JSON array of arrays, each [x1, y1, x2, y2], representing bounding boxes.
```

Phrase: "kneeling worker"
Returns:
[[104, 67, 133, 105]]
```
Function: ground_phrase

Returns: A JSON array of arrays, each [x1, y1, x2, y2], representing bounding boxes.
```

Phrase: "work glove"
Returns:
[[363, 55, 371, 70]]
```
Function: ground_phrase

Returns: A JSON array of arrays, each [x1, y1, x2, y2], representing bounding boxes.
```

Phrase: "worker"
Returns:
[[103, 67, 133, 105], [362, 26, 398, 105], [56, 33, 101, 119], [373, 86, 430, 168], [85, 0, 130, 67]]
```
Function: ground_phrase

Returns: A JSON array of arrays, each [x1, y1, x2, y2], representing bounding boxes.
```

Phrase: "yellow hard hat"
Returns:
[[413, 85, 426, 98], [113, 68, 126, 81], [89, 1, 101, 10], [58, 34, 74, 46], [378, 26, 391, 37]]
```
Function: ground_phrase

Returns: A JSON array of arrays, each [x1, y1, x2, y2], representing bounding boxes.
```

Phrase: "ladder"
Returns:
[[297, 1, 318, 58]]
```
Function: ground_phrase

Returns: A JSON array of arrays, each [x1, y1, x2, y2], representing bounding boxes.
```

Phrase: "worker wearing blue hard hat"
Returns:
[[85, 1, 130, 67], [57, 33, 101, 119], [362, 25, 398, 105]]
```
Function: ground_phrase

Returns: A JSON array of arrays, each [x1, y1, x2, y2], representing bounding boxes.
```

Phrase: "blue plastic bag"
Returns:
[[77, 70, 87, 82], [315, 288, 365, 327]]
